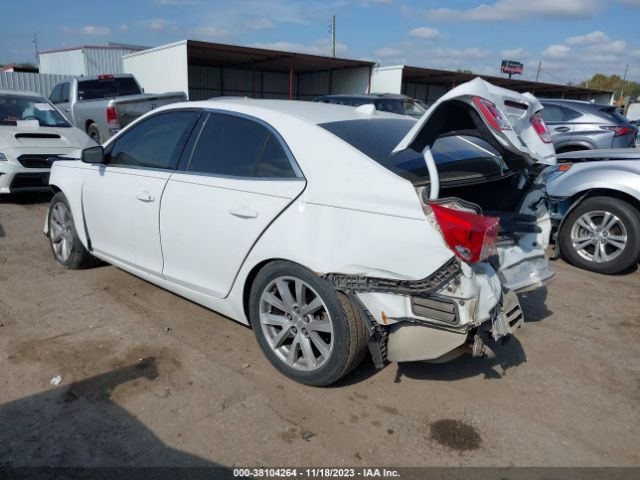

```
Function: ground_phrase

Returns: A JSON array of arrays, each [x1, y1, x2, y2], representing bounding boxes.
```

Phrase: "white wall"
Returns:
[[123, 41, 189, 96], [370, 65, 403, 94], [39, 50, 85, 76]]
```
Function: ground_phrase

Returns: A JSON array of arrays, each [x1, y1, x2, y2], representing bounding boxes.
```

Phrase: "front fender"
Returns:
[[48, 162, 91, 249]]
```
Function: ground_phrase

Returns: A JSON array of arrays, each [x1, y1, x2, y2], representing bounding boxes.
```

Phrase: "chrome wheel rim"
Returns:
[[570, 210, 628, 264], [259, 276, 334, 372], [50, 202, 74, 263]]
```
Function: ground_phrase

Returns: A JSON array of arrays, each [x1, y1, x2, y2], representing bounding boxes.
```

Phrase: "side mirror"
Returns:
[[81, 145, 105, 164]]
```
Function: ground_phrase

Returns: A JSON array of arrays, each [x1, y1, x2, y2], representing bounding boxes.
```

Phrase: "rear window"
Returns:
[[319, 119, 506, 184], [598, 106, 630, 124], [77, 77, 141, 100]]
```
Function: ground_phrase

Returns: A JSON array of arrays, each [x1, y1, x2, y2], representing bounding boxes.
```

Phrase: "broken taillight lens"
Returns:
[[530, 113, 552, 143], [472, 96, 512, 131], [430, 203, 500, 263]]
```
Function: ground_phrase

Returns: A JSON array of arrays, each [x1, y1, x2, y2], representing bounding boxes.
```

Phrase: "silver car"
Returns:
[[542, 149, 640, 274], [540, 99, 637, 153]]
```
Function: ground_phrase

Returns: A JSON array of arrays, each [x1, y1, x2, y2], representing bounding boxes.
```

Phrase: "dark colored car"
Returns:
[[314, 93, 427, 118], [539, 99, 637, 153]]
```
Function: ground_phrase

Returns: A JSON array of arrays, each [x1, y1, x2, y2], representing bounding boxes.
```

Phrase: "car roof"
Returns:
[[0, 89, 44, 98], [177, 98, 406, 125]]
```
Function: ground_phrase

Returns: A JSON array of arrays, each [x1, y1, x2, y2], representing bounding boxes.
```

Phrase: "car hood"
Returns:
[[393, 77, 557, 169], [0, 123, 95, 152]]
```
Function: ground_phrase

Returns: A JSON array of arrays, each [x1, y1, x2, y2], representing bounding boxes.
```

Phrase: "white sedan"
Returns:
[[0, 89, 94, 194], [45, 79, 555, 386]]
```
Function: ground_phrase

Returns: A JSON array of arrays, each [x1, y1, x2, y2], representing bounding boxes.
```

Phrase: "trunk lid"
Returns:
[[401, 78, 556, 292]]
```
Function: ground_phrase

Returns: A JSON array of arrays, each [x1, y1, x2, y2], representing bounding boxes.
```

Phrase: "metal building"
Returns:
[[123, 40, 374, 100], [0, 72, 74, 97], [38, 43, 147, 76], [371, 65, 614, 105]]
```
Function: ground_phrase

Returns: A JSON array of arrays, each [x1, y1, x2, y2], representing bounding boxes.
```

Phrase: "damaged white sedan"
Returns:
[[45, 78, 555, 386]]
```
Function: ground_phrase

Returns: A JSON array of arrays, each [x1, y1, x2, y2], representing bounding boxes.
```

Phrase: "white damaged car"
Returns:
[[0, 89, 95, 194], [45, 78, 556, 386]]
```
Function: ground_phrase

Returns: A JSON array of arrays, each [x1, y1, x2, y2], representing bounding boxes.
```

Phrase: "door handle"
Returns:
[[229, 207, 258, 219], [554, 126, 570, 132], [136, 191, 155, 202]]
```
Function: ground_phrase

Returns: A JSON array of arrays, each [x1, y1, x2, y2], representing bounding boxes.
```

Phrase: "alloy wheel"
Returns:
[[259, 276, 334, 372], [50, 202, 74, 263], [570, 210, 628, 264]]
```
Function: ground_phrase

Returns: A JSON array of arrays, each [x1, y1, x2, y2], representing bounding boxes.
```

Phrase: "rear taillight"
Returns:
[[98, 74, 114, 80], [601, 125, 634, 137], [530, 113, 552, 143], [430, 203, 499, 263], [472, 96, 512, 131], [106, 105, 118, 125]]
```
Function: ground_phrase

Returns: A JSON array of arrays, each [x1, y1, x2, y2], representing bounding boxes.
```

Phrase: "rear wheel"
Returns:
[[48, 192, 99, 269], [249, 261, 368, 386], [87, 123, 102, 144], [559, 196, 640, 274]]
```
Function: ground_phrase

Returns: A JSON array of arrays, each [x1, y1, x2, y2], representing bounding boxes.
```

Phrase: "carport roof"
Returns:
[[185, 40, 374, 74], [402, 65, 612, 99]]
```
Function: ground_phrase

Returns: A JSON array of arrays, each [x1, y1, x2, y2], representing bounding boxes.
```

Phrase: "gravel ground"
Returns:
[[1, 193, 639, 468]]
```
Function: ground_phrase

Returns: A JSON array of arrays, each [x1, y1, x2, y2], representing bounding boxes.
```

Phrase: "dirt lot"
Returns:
[[1, 193, 639, 468]]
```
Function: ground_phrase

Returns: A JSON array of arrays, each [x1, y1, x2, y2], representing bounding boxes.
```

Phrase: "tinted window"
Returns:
[[61, 83, 70, 103], [255, 134, 296, 177], [187, 113, 272, 177], [375, 99, 404, 115], [108, 111, 197, 169], [320, 118, 505, 184], [540, 105, 567, 122], [77, 77, 141, 100], [50, 84, 62, 104]]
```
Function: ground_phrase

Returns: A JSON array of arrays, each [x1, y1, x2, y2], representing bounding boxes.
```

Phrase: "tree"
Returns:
[[580, 73, 640, 102]]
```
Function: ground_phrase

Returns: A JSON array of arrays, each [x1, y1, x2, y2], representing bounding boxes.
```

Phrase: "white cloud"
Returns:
[[62, 25, 111, 36], [118, 24, 129, 32], [426, 0, 604, 22], [407, 27, 441, 39], [192, 26, 229, 38], [245, 18, 275, 29], [500, 48, 528, 59], [141, 19, 173, 31], [375, 47, 404, 57], [253, 38, 348, 56], [565, 30, 610, 45], [155, 0, 199, 4], [542, 44, 572, 59]]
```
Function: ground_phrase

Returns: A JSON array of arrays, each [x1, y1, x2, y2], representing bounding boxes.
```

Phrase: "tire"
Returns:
[[87, 123, 102, 144], [48, 192, 99, 269], [248, 261, 369, 386], [559, 196, 640, 274]]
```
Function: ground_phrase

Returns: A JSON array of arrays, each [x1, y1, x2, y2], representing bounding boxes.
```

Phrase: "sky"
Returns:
[[2, 0, 639, 85]]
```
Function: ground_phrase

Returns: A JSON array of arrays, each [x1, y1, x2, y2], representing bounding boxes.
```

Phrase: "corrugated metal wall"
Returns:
[[40, 47, 141, 76], [0, 72, 75, 97], [188, 65, 294, 100]]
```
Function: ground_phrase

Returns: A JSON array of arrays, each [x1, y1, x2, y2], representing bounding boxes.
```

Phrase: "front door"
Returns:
[[82, 110, 200, 275]]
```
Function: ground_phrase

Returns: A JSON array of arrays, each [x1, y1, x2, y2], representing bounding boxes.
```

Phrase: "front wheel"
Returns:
[[48, 192, 100, 269], [248, 261, 369, 386], [559, 196, 640, 274]]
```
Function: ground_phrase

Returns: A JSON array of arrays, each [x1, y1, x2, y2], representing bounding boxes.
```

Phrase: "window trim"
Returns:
[[175, 108, 304, 181]]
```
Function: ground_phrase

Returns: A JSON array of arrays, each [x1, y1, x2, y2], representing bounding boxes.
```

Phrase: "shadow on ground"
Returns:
[[0, 192, 53, 205], [518, 287, 553, 323], [0, 358, 234, 476]]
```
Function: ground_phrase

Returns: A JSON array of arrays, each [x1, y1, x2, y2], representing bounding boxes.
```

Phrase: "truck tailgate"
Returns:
[[113, 92, 187, 127]]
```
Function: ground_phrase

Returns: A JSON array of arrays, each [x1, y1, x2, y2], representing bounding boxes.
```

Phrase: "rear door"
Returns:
[[82, 110, 199, 274], [160, 111, 305, 298]]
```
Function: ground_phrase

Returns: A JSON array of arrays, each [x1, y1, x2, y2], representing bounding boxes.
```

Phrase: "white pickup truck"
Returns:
[[49, 74, 186, 143]]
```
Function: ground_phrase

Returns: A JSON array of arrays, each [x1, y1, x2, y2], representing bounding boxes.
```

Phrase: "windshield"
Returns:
[[0, 94, 70, 127], [78, 77, 141, 100], [320, 118, 507, 184]]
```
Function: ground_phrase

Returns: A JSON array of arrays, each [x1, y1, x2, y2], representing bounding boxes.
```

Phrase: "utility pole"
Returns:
[[535, 61, 542, 82], [331, 15, 336, 58], [619, 63, 629, 103], [32, 33, 39, 65]]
